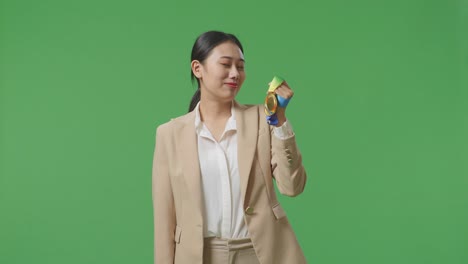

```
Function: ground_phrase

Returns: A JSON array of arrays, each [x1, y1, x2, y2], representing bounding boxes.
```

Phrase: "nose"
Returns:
[[229, 65, 239, 80]]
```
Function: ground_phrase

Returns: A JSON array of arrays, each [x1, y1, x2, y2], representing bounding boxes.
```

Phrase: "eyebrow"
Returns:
[[219, 56, 245, 62]]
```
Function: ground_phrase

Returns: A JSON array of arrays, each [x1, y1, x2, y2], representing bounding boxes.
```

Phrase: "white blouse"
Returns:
[[194, 102, 294, 238]]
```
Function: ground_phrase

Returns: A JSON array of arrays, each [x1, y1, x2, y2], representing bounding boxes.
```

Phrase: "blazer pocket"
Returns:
[[272, 203, 286, 220], [174, 225, 182, 244]]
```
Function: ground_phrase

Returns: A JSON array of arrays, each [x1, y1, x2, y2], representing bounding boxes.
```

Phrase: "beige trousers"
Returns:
[[203, 237, 260, 264]]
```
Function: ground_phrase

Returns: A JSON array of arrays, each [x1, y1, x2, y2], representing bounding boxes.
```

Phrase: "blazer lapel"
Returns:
[[234, 102, 259, 203], [177, 113, 204, 225]]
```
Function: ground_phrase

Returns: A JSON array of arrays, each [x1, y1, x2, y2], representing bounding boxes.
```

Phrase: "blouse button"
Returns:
[[245, 206, 254, 215]]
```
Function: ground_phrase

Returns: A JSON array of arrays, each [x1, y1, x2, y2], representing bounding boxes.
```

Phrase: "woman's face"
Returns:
[[193, 41, 246, 103]]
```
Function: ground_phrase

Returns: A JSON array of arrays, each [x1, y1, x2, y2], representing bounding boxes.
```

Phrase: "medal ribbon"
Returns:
[[265, 76, 291, 125]]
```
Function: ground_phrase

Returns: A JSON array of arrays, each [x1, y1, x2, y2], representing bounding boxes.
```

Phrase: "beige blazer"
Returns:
[[152, 101, 307, 264]]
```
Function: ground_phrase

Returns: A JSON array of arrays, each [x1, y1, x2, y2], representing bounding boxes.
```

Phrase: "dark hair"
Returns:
[[188, 31, 244, 112]]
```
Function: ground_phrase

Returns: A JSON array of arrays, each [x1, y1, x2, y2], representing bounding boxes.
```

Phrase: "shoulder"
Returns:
[[234, 101, 263, 114], [155, 111, 195, 137], [239, 103, 267, 121]]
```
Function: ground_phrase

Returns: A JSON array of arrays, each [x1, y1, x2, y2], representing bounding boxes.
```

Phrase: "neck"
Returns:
[[199, 99, 232, 122]]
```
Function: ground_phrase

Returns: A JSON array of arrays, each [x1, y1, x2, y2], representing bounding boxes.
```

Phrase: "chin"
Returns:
[[221, 90, 238, 100]]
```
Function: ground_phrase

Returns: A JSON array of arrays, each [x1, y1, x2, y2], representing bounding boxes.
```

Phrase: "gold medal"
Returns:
[[264, 92, 277, 116], [264, 76, 284, 116]]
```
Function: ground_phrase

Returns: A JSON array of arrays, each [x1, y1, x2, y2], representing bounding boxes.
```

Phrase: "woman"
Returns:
[[152, 31, 307, 264]]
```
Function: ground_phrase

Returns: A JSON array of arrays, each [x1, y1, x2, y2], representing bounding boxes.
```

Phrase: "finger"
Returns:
[[275, 86, 290, 96], [276, 86, 294, 97], [275, 87, 293, 99], [281, 83, 294, 96]]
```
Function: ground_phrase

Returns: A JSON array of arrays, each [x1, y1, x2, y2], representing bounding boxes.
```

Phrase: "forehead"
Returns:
[[209, 42, 244, 61]]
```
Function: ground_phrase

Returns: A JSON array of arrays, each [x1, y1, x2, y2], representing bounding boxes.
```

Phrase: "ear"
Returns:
[[191, 60, 202, 79]]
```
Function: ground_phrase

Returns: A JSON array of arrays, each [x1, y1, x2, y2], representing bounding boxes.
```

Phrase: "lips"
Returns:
[[225, 83, 238, 88]]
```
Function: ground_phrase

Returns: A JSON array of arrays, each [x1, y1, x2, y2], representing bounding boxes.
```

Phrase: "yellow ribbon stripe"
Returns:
[[267, 76, 284, 93]]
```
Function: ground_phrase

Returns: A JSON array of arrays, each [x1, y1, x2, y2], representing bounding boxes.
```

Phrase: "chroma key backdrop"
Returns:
[[1, 0, 467, 263]]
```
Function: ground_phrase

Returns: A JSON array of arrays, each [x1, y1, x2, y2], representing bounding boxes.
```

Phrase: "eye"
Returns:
[[237, 65, 245, 70], [220, 63, 230, 68]]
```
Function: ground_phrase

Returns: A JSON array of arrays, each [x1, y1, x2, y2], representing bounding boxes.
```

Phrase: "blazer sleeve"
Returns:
[[152, 124, 176, 264], [270, 124, 307, 197]]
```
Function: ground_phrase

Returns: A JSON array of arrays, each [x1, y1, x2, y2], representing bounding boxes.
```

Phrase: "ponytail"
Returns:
[[188, 88, 201, 112]]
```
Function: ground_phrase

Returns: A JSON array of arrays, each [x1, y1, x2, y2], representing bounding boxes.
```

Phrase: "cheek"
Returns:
[[213, 68, 228, 79]]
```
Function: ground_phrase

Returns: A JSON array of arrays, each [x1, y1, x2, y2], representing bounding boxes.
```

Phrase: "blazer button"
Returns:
[[245, 206, 254, 215]]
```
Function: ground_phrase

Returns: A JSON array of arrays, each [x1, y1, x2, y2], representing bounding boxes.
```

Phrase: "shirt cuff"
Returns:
[[273, 120, 295, 140]]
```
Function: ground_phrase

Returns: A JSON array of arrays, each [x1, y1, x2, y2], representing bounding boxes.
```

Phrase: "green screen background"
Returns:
[[1, 0, 467, 263]]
